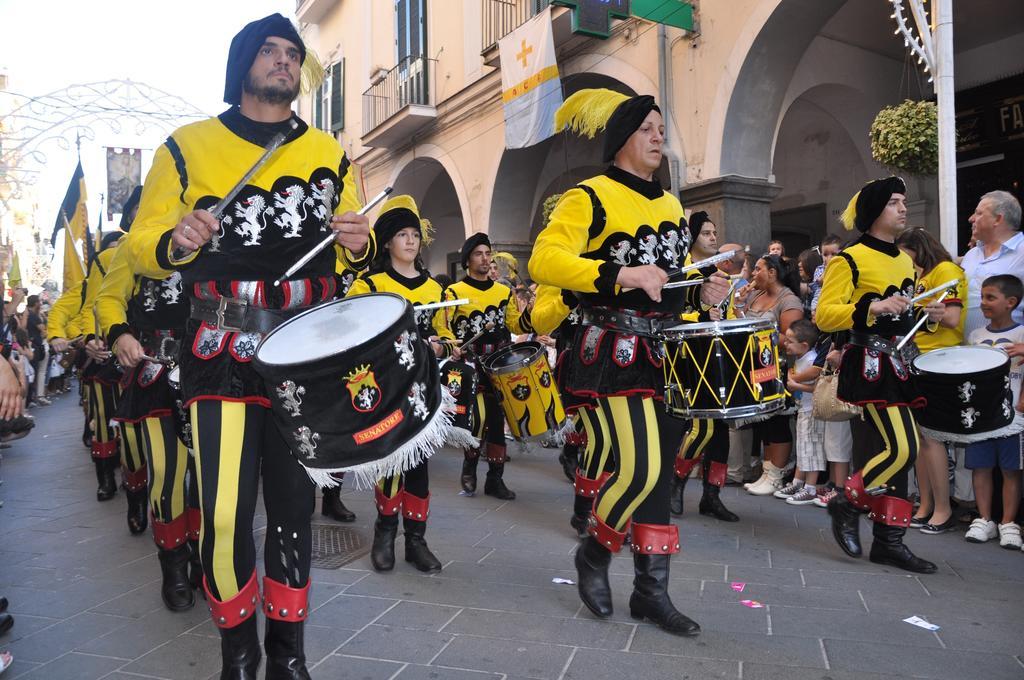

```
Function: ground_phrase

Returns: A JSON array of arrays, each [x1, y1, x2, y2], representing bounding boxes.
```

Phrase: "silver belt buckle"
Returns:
[[215, 297, 247, 333]]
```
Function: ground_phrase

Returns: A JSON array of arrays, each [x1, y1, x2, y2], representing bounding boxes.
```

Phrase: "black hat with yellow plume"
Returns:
[[841, 176, 907, 232], [554, 88, 661, 163], [373, 194, 434, 247]]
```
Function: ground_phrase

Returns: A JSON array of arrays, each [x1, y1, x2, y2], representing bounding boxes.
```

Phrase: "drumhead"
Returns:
[[256, 295, 407, 366], [483, 342, 542, 375], [662, 317, 774, 338], [913, 345, 1008, 375]]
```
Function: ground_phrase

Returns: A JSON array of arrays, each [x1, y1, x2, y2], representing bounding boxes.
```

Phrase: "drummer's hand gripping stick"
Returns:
[[274, 187, 393, 287], [895, 290, 950, 351]]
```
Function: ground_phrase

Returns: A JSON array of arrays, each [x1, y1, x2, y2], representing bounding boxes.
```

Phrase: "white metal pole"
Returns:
[[933, 0, 958, 254]]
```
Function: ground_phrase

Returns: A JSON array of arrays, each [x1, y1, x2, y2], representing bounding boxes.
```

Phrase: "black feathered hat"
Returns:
[[841, 176, 907, 232], [554, 89, 661, 163], [119, 186, 142, 232], [688, 210, 711, 242], [460, 233, 491, 269], [224, 13, 308, 106]]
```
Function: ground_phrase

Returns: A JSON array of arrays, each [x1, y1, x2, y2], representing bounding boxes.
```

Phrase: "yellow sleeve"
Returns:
[[528, 188, 620, 295], [816, 254, 857, 333], [433, 286, 457, 340], [530, 285, 570, 336], [123, 143, 195, 278], [345, 276, 372, 297], [47, 284, 85, 340], [95, 246, 137, 345], [72, 250, 115, 338], [933, 261, 967, 306]]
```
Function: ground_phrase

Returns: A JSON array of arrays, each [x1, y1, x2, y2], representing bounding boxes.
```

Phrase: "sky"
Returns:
[[0, 0, 296, 260]]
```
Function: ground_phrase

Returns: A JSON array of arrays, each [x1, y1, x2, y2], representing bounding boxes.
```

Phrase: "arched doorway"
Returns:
[[387, 157, 466, 279]]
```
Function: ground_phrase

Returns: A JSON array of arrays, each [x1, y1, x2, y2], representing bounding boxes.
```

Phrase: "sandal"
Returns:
[[0, 650, 12, 674]]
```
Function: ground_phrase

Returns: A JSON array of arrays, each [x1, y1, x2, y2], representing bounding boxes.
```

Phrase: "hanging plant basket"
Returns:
[[541, 192, 564, 225], [870, 99, 939, 176]]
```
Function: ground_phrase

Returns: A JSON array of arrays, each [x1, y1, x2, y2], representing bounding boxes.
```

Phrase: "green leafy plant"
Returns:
[[870, 99, 938, 176], [541, 192, 563, 225]]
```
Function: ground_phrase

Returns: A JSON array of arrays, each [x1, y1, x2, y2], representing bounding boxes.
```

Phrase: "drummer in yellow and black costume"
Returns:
[[530, 88, 730, 636], [436, 232, 532, 500], [817, 176, 944, 575], [346, 195, 451, 574], [669, 216, 741, 523], [96, 185, 205, 613], [121, 13, 373, 678]]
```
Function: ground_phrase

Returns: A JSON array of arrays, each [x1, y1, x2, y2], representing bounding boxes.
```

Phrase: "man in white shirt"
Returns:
[[960, 191, 1024, 337]]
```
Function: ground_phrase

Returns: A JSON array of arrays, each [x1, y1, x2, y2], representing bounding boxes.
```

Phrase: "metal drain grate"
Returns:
[[310, 523, 370, 569], [253, 523, 370, 570]]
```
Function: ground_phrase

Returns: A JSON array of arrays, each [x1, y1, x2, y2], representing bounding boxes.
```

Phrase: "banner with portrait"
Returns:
[[105, 147, 142, 220]]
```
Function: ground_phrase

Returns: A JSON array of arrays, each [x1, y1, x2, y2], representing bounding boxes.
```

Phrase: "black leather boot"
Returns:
[[157, 545, 195, 611], [265, 619, 310, 679], [557, 444, 578, 483], [629, 553, 701, 636], [828, 494, 863, 558], [403, 519, 442, 573], [218, 616, 261, 680], [93, 456, 117, 502], [484, 462, 516, 500], [575, 536, 615, 618], [570, 494, 590, 538], [669, 475, 687, 517], [699, 483, 739, 522], [461, 451, 479, 494], [125, 488, 149, 535], [869, 521, 937, 574], [321, 486, 356, 522], [370, 513, 399, 572], [188, 538, 204, 594]]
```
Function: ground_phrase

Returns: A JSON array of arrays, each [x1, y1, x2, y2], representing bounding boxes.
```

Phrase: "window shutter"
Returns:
[[313, 87, 323, 130], [409, 0, 421, 59], [330, 59, 344, 132], [396, 0, 408, 62]]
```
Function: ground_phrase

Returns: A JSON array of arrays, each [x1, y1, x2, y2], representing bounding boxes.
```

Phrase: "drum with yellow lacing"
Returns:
[[661, 318, 785, 420], [482, 341, 567, 439]]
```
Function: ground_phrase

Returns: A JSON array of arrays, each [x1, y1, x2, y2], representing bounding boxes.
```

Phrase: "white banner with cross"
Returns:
[[498, 7, 563, 149]]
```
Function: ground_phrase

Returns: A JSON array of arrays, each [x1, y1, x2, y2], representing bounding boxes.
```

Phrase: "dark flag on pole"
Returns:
[[50, 162, 88, 246]]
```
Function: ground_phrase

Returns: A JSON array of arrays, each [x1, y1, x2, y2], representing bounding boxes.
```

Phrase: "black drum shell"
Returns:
[[913, 347, 1013, 436]]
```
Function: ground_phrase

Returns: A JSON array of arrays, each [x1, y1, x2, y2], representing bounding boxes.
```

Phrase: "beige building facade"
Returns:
[[296, 0, 1024, 278]]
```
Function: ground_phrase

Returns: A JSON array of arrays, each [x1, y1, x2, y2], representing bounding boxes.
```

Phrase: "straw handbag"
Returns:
[[812, 367, 861, 421]]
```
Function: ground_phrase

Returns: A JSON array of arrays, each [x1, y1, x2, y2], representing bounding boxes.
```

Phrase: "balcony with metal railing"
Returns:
[[481, 0, 552, 53], [295, 0, 338, 24], [361, 55, 437, 149]]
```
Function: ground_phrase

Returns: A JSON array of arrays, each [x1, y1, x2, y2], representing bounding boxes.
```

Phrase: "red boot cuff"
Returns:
[[564, 430, 586, 447], [122, 465, 148, 492], [574, 471, 605, 498], [630, 523, 681, 555], [206, 571, 260, 629], [91, 440, 119, 460], [262, 576, 310, 622], [674, 455, 701, 480], [186, 507, 202, 541], [485, 442, 507, 464], [374, 487, 402, 516], [868, 495, 913, 527], [587, 514, 628, 552], [152, 512, 188, 549], [705, 461, 728, 488], [843, 472, 872, 511], [402, 492, 430, 520]]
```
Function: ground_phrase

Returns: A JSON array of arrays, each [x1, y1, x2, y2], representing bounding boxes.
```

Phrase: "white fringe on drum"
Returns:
[[548, 417, 576, 447], [444, 426, 479, 450], [732, 405, 798, 430], [920, 414, 1024, 445], [304, 388, 456, 491]]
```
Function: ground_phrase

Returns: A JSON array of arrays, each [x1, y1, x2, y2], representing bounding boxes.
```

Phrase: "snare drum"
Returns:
[[482, 341, 567, 439], [253, 293, 448, 488], [439, 357, 480, 449], [661, 318, 785, 420], [912, 345, 1022, 443]]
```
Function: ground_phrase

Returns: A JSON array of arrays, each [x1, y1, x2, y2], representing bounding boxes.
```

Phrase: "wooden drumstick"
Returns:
[[895, 290, 949, 351]]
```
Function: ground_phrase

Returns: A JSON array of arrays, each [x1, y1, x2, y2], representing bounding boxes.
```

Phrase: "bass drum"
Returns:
[[482, 341, 566, 440]]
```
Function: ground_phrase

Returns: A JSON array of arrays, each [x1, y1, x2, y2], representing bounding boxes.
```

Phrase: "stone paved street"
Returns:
[[0, 390, 1022, 679]]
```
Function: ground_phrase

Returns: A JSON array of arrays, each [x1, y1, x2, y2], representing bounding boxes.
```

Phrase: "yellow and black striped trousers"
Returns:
[[86, 382, 119, 444], [862, 404, 919, 495], [378, 460, 428, 500], [577, 407, 612, 480], [123, 416, 190, 523], [676, 418, 728, 465], [191, 400, 315, 601], [592, 396, 685, 531]]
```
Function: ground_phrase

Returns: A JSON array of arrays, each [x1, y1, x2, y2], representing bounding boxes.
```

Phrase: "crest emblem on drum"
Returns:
[[276, 380, 306, 417], [345, 364, 381, 413], [446, 369, 463, 397], [394, 331, 416, 371], [293, 426, 321, 459], [540, 371, 552, 388], [510, 376, 531, 401], [958, 381, 976, 403], [1003, 399, 1012, 420], [961, 407, 980, 429]]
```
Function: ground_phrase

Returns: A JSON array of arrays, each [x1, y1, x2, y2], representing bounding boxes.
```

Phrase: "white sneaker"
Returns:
[[998, 522, 1022, 550], [773, 480, 804, 499], [965, 518, 998, 543]]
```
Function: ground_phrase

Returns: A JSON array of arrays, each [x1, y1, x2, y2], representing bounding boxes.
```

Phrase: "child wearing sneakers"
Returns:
[[775, 319, 826, 505], [964, 274, 1024, 549]]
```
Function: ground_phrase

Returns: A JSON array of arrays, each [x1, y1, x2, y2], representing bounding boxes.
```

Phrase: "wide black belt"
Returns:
[[190, 298, 306, 335], [848, 331, 898, 356], [580, 308, 666, 338]]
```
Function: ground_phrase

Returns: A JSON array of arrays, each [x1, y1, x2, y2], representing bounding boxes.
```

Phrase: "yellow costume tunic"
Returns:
[[122, 110, 372, 404], [434, 277, 530, 357], [913, 260, 967, 353], [347, 269, 454, 345], [817, 232, 926, 407]]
